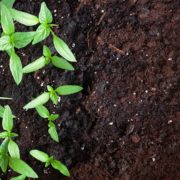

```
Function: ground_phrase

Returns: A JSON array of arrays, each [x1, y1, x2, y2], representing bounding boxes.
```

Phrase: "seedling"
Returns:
[[35, 105, 59, 142], [33, 2, 76, 63], [30, 149, 70, 177], [24, 85, 83, 110], [0, 105, 38, 178], [0, 2, 35, 84], [23, 45, 74, 74]]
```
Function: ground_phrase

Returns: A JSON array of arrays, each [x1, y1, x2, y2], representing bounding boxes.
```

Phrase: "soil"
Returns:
[[0, 0, 179, 179]]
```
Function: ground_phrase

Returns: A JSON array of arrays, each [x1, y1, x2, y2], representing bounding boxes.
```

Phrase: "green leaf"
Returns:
[[43, 45, 51, 58], [2, 105, 13, 132], [51, 159, 70, 177], [39, 2, 53, 24], [55, 85, 83, 96], [48, 122, 59, 142], [10, 175, 26, 180], [11, 9, 39, 26], [23, 92, 50, 110], [35, 105, 49, 118], [12, 32, 35, 49], [2, 0, 15, 8], [49, 91, 58, 105], [30, 150, 49, 163], [53, 35, 76, 62], [0, 138, 9, 155], [32, 24, 51, 45], [1, 3, 15, 34], [23, 56, 46, 73], [51, 56, 74, 71], [48, 114, 59, 121], [8, 140, 20, 158], [0, 36, 12, 51], [0, 132, 8, 138], [0, 105, 5, 118], [10, 52, 23, 85], [9, 157, 38, 178], [0, 154, 9, 173]]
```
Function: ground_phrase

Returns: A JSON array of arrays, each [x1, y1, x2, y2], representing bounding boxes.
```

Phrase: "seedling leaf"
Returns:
[[53, 35, 76, 62], [2, 105, 13, 132], [0, 106, 5, 118], [43, 45, 51, 58], [30, 150, 49, 163], [13, 32, 35, 49], [1, 3, 15, 34], [51, 56, 74, 71], [39, 2, 53, 24], [56, 85, 83, 96], [0, 154, 9, 173], [23, 56, 46, 73], [48, 122, 59, 142], [9, 158, 38, 178], [35, 105, 49, 118], [23, 92, 50, 110], [51, 160, 70, 177], [32, 24, 51, 44], [2, 0, 15, 8], [8, 140, 20, 158], [0, 132, 8, 138], [0, 36, 12, 51], [10, 175, 26, 180], [11, 9, 39, 26], [10, 53, 23, 85]]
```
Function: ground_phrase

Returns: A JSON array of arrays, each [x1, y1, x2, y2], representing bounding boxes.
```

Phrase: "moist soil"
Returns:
[[0, 0, 179, 179]]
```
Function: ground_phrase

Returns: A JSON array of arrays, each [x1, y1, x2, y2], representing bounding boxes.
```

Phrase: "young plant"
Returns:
[[33, 2, 76, 62], [30, 149, 70, 177], [23, 45, 74, 74], [0, 2, 35, 84], [35, 105, 59, 142], [0, 106, 38, 178], [23, 85, 83, 110]]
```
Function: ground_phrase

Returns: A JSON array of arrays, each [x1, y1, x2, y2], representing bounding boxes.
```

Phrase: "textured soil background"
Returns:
[[0, 0, 179, 179]]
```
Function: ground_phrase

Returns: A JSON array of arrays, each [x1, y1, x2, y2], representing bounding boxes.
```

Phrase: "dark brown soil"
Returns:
[[0, 0, 179, 179]]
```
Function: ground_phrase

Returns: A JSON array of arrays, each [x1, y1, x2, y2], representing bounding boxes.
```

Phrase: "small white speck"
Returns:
[[126, 52, 129, 56], [42, 70, 46, 74], [40, 82, 44, 87], [72, 43, 76, 48], [25, 126, 28, 129], [109, 122, 113, 125], [152, 157, 156, 162], [54, 9, 57, 13], [145, 90, 148, 93], [58, 96, 61, 102], [113, 104, 117, 107], [168, 120, 173, 124], [168, 57, 172, 61], [133, 92, 136, 96], [37, 76, 40, 80], [101, 9, 105, 13]]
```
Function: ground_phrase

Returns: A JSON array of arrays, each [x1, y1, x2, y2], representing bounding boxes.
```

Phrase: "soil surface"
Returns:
[[0, 0, 179, 179]]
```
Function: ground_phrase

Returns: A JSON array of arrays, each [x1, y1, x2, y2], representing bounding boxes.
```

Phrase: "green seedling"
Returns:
[[0, 2, 35, 84], [24, 85, 83, 110], [33, 2, 76, 62], [0, 106, 38, 178], [35, 105, 59, 142], [23, 45, 74, 74], [30, 149, 70, 177], [0, 0, 39, 26]]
